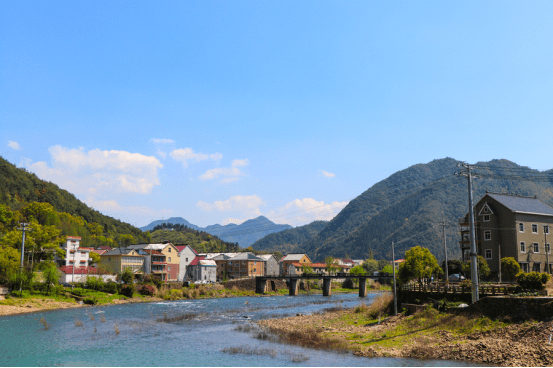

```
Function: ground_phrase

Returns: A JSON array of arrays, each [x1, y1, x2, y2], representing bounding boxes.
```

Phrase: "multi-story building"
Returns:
[[459, 192, 553, 274], [279, 253, 311, 276], [213, 252, 265, 280], [187, 256, 217, 283], [127, 243, 180, 281], [175, 245, 197, 281], [257, 254, 279, 276], [100, 248, 145, 275], [55, 236, 92, 268]]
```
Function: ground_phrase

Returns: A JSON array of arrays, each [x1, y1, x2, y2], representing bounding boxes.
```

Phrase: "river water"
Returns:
[[0, 293, 477, 366]]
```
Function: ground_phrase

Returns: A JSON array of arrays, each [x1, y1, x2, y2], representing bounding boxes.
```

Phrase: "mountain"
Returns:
[[251, 220, 328, 253], [140, 217, 201, 232], [266, 158, 553, 262], [141, 215, 292, 248]]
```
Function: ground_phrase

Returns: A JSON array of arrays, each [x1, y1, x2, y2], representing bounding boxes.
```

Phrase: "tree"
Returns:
[[325, 257, 339, 275], [362, 259, 379, 274], [397, 246, 441, 285], [89, 251, 101, 266], [41, 261, 60, 294], [302, 263, 314, 275], [349, 265, 366, 276], [441, 259, 463, 276], [121, 267, 134, 284], [0, 246, 20, 284], [462, 256, 491, 282], [381, 265, 394, 274], [501, 257, 521, 282]]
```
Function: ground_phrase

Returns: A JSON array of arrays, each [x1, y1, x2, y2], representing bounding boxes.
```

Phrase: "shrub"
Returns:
[[121, 268, 134, 285], [120, 284, 135, 297], [83, 297, 98, 305], [72, 287, 86, 296], [105, 282, 118, 294], [138, 284, 156, 296], [516, 271, 551, 290], [164, 289, 183, 300]]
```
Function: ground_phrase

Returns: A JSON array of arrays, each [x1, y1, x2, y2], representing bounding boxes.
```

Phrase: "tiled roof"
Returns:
[[189, 256, 205, 266], [281, 254, 308, 262], [98, 246, 112, 250], [79, 247, 94, 251], [91, 249, 107, 255], [230, 253, 264, 261], [67, 236, 81, 240], [291, 262, 350, 269], [102, 248, 138, 256], [487, 193, 553, 216], [143, 249, 164, 256]]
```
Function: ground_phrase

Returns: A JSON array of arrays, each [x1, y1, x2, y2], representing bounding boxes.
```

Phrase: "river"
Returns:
[[0, 293, 478, 366]]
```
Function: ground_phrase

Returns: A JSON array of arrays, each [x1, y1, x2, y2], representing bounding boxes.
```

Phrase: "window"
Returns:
[[484, 230, 491, 241], [485, 249, 492, 259], [520, 242, 526, 253], [520, 263, 529, 272], [254, 261, 257, 265], [168, 247, 171, 252], [532, 224, 538, 234], [533, 263, 541, 272], [533, 243, 539, 253], [168, 266, 171, 271], [483, 214, 490, 222], [254, 268, 257, 272], [519, 223, 525, 232], [186, 257, 188, 262], [547, 243, 551, 254], [168, 257, 171, 262], [545, 226, 550, 235]]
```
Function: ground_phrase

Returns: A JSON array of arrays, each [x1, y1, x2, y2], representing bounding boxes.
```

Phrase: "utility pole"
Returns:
[[457, 163, 479, 303], [545, 225, 550, 274], [16, 223, 32, 296], [392, 241, 397, 316], [438, 220, 452, 282]]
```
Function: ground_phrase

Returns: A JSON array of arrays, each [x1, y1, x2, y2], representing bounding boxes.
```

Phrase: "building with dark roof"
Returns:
[[459, 192, 553, 275]]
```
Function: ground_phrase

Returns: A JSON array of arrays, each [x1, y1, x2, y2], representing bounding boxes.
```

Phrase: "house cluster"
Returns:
[[459, 192, 553, 276], [54, 236, 362, 284]]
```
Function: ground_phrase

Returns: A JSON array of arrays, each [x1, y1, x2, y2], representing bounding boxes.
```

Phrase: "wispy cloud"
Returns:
[[150, 138, 175, 144], [200, 159, 249, 183], [319, 170, 335, 178], [26, 145, 163, 195], [266, 198, 349, 226], [7, 141, 20, 150], [170, 148, 222, 168]]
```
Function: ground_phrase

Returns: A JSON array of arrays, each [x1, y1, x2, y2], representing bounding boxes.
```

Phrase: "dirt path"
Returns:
[[257, 309, 553, 366]]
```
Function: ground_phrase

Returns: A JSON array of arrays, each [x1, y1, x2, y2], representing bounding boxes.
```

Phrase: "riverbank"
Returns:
[[256, 297, 553, 367], [0, 281, 367, 317]]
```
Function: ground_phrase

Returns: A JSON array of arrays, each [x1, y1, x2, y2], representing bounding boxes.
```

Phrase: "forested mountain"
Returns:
[[148, 223, 239, 254], [0, 156, 149, 247], [141, 215, 292, 247], [255, 158, 553, 262], [251, 220, 328, 253]]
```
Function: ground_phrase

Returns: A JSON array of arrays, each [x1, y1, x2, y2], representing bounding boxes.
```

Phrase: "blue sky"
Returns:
[[2, 1, 553, 228]]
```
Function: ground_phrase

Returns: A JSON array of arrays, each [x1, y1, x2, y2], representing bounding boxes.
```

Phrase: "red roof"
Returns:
[[189, 256, 205, 266], [59, 266, 100, 275], [67, 236, 81, 240], [79, 247, 94, 251], [98, 246, 112, 250], [144, 249, 164, 255], [291, 262, 351, 269], [91, 249, 107, 255]]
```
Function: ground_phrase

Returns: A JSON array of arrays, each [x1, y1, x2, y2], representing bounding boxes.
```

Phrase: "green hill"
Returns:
[[271, 158, 553, 262], [251, 220, 328, 253]]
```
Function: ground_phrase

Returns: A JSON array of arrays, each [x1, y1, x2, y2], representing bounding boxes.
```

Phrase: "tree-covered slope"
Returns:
[[0, 156, 148, 245], [299, 158, 553, 262], [251, 220, 328, 253]]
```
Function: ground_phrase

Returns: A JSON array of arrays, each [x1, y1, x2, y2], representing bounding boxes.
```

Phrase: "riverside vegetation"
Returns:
[[257, 292, 553, 367]]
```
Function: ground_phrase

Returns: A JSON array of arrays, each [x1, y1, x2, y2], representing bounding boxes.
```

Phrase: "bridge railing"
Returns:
[[400, 283, 523, 296]]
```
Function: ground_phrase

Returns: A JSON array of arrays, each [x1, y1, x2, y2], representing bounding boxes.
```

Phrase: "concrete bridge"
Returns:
[[255, 273, 394, 297]]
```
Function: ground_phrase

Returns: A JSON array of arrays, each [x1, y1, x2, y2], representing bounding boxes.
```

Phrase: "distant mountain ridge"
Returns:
[[141, 215, 292, 247], [251, 158, 553, 262]]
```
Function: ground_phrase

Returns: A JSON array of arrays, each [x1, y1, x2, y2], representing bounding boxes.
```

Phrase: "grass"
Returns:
[[222, 346, 277, 358], [39, 317, 51, 330], [156, 312, 197, 323]]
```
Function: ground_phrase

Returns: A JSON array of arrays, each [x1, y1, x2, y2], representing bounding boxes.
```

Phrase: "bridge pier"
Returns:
[[359, 277, 367, 297], [323, 277, 332, 296], [255, 278, 268, 294], [289, 278, 299, 296]]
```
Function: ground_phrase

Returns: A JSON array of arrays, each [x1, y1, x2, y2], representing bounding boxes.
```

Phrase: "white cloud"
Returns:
[[26, 145, 163, 195], [221, 217, 247, 226], [200, 159, 249, 183], [7, 141, 20, 150], [267, 198, 349, 227], [86, 197, 174, 219], [150, 138, 175, 144], [196, 195, 264, 222], [170, 148, 222, 168], [320, 170, 335, 178]]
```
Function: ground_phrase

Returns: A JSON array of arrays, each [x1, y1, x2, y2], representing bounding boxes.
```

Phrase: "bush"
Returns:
[[342, 279, 355, 289], [105, 282, 118, 294], [164, 289, 183, 300], [138, 284, 156, 296], [83, 297, 98, 305], [516, 271, 551, 290], [86, 276, 106, 292], [72, 288, 86, 296], [120, 284, 135, 297]]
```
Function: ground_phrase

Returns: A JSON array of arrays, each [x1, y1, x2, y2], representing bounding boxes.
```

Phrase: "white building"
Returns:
[[55, 236, 92, 268], [175, 245, 197, 281]]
